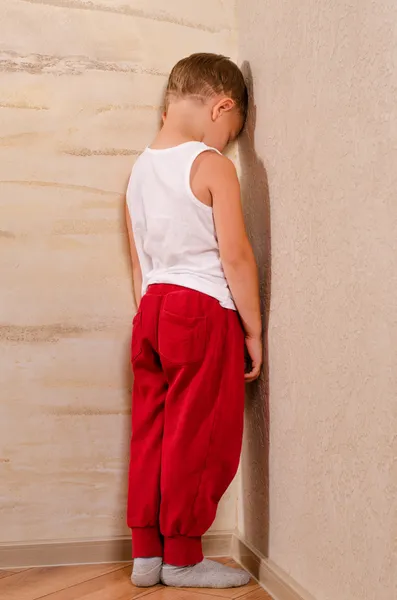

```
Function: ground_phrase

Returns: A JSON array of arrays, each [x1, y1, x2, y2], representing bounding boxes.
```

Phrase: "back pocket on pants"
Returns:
[[159, 309, 206, 365]]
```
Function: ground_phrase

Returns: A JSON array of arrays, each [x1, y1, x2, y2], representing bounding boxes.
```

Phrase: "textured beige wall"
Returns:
[[237, 2, 397, 600], [0, 0, 238, 544]]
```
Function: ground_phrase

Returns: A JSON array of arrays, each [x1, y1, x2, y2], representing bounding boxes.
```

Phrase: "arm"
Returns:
[[199, 153, 262, 381], [125, 202, 142, 309]]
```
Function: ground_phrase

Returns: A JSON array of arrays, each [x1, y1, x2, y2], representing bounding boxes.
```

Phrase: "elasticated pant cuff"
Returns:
[[132, 527, 163, 558], [164, 535, 203, 566]]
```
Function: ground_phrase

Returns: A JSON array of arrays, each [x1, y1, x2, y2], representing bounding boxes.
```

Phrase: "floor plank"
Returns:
[[146, 586, 270, 600], [142, 590, 216, 600], [0, 562, 127, 600], [0, 559, 272, 600], [34, 565, 158, 600], [0, 569, 27, 580], [237, 589, 273, 600]]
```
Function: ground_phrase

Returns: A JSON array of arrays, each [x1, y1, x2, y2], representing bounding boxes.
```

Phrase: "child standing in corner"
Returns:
[[125, 53, 262, 589]]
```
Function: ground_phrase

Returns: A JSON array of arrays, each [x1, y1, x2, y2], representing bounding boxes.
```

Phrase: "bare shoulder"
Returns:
[[191, 152, 238, 206], [195, 152, 238, 188], [202, 152, 236, 175]]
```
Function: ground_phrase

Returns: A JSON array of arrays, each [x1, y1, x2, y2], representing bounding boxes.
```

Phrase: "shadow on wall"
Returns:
[[239, 61, 272, 557]]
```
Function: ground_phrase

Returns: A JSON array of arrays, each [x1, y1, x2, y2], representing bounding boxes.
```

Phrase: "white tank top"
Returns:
[[126, 141, 236, 310]]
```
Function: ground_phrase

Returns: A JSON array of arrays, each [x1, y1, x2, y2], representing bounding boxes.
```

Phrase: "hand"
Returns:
[[244, 335, 263, 382]]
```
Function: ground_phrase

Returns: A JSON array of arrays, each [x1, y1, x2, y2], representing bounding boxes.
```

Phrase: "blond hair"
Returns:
[[165, 53, 248, 122]]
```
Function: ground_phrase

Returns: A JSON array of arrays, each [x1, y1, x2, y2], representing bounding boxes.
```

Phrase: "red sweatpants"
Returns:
[[127, 284, 245, 566]]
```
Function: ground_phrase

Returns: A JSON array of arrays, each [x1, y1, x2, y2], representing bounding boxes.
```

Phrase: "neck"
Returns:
[[151, 100, 206, 148]]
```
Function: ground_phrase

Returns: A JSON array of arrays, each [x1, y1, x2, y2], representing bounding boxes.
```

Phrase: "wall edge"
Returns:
[[232, 534, 317, 600]]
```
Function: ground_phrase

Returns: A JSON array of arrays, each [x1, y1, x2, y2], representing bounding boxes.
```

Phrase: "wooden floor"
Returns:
[[0, 558, 272, 600]]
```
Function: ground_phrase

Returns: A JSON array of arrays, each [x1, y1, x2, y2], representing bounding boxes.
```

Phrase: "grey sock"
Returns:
[[131, 557, 162, 587], [161, 558, 250, 588]]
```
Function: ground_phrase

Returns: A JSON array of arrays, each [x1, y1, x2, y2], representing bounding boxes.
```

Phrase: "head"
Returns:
[[164, 53, 248, 152]]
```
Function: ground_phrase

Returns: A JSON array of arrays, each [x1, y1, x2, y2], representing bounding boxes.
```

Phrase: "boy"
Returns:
[[126, 53, 262, 588]]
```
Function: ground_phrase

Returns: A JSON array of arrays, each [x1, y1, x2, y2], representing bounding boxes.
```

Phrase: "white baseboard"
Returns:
[[232, 535, 316, 600], [0, 532, 233, 569]]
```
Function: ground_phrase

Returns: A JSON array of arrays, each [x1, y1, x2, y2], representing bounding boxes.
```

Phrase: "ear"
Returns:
[[212, 97, 235, 121], [162, 110, 167, 124]]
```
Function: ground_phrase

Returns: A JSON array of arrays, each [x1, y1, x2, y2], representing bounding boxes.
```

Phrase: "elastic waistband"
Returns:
[[146, 283, 203, 296]]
